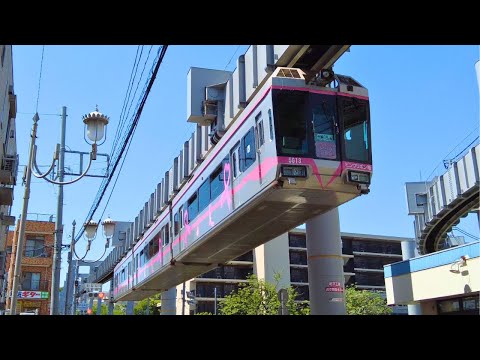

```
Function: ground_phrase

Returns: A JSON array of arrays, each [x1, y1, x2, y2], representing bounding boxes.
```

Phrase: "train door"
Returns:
[[174, 205, 183, 254], [255, 112, 265, 183], [230, 142, 241, 208], [134, 253, 138, 287], [127, 261, 131, 291]]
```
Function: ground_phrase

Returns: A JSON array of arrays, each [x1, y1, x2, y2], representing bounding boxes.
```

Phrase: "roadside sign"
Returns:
[[278, 289, 289, 315]]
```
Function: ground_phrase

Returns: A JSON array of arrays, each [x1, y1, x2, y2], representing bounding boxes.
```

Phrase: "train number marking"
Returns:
[[288, 157, 302, 165]]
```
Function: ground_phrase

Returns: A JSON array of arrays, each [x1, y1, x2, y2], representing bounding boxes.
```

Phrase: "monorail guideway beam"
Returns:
[[306, 208, 346, 315]]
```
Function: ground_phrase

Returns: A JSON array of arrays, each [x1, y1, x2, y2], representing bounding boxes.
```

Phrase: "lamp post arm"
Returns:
[[31, 144, 58, 179], [38, 150, 95, 185]]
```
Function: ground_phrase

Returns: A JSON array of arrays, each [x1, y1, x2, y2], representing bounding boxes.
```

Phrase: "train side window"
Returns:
[[179, 206, 184, 229], [153, 234, 159, 255], [268, 109, 274, 141], [135, 254, 138, 271], [163, 224, 170, 246], [174, 212, 180, 235], [198, 180, 210, 214], [128, 262, 131, 278], [210, 164, 223, 201], [242, 127, 256, 170], [255, 112, 265, 148], [231, 142, 241, 179], [139, 250, 144, 267], [188, 193, 199, 222]]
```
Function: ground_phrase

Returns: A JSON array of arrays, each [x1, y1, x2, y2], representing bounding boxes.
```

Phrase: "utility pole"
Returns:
[[10, 113, 39, 315], [72, 259, 79, 315], [50, 106, 66, 315], [214, 287, 217, 315], [181, 282, 186, 315], [64, 220, 75, 315]]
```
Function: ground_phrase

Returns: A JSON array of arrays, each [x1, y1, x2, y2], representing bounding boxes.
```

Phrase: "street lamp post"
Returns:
[[68, 217, 115, 315], [27, 106, 109, 315]]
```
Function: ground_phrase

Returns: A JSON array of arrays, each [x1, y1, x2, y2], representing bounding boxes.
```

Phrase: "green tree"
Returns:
[[345, 286, 392, 315], [91, 303, 109, 315], [113, 303, 126, 315], [134, 294, 161, 315], [218, 273, 309, 315]]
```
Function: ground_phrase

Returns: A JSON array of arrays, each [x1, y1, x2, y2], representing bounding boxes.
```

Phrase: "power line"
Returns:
[[98, 129, 134, 221], [452, 227, 479, 241], [224, 45, 241, 71], [75, 45, 168, 242], [425, 126, 479, 180], [110, 46, 143, 160], [35, 46, 45, 113]]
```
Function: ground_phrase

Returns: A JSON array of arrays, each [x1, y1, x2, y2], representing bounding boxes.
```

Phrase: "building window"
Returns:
[[24, 237, 45, 257], [288, 233, 306, 248], [438, 296, 479, 315], [22, 272, 41, 291], [290, 268, 308, 283], [289, 250, 307, 265], [352, 240, 401, 255]]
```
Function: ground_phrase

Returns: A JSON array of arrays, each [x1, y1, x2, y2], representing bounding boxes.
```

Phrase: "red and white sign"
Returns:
[[325, 281, 343, 293], [17, 291, 49, 299]]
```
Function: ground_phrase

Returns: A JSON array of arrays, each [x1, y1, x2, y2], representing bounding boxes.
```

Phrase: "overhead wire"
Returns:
[[425, 126, 479, 180], [74, 45, 168, 243], [110, 46, 143, 160], [35, 45, 45, 113]]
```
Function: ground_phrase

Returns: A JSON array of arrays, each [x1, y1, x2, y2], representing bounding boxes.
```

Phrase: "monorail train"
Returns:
[[113, 68, 372, 301]]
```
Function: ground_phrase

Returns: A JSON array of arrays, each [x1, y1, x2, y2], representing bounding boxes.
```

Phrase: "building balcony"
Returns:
[[0, 154, 18, 185], [353, 251, 403, 259], [0, 213, 15, 226], [0, 186, 13, 206], [354, 268, 385, 273], [194, 278, 248, 284], [21, 280, 50, 292]]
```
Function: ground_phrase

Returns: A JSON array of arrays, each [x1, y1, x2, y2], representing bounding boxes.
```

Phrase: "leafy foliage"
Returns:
[[345, 286, 392, 315], [218, 273, 309, 315], [134, 294, 161, 315]]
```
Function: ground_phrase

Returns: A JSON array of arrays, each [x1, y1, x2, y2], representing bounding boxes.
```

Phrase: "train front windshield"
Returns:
[[272, 89, 371, 163]]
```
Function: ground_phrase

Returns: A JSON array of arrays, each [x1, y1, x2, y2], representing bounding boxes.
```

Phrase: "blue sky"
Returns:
[[11, 45, 479, 287]]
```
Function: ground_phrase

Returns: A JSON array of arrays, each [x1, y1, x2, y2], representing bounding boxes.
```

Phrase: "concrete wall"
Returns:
[[263, 232, 291, 289]]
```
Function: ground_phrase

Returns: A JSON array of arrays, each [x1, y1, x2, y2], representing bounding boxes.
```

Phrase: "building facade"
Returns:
[[0, 45, 18, 314], [385, 241, 479, 315], [5, 218, 55, 315], [173, 228, 409, 315]]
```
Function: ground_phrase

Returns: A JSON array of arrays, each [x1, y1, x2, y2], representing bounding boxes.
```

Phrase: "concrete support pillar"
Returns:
[[306, 208, 345, 315], [401, 240, 422, 315], [126, 301, 134, 315], [108, 281, 114, 315], [161, 287, 177, 315], [96, 298, 102, 315]]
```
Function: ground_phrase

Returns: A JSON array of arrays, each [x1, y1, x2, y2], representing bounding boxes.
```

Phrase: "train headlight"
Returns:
[[347, 170, 370, 184], [281, 165, 307, 178]]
